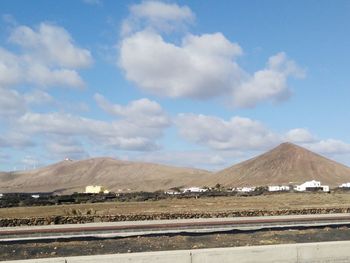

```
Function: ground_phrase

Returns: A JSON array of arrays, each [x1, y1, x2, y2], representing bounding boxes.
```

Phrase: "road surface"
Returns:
[[2, 213, 350, 242]]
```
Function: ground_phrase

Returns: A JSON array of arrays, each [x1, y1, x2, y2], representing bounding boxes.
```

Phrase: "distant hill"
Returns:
[[0, 158, 210, 194], [212, 142, 350, 187], [1, 143, 350, 194]]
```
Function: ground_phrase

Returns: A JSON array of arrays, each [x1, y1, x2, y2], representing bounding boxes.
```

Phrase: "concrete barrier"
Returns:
[[191, 242, 350, 263], [4, 241, 350, 263], [297, 242, 350, 262], [4, 259, 65, 263], [192, 245, 298, 263], [67, 250, 191, 263]]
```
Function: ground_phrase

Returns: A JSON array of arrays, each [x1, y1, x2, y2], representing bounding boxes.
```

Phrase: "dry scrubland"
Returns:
[[2, 193, 350, 219]]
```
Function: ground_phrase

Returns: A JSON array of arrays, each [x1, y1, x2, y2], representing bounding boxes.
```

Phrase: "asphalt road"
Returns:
[[2, 213, 350, 242]]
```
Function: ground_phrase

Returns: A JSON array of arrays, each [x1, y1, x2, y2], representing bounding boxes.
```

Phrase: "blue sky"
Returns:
[[0, 0, 350, 171]]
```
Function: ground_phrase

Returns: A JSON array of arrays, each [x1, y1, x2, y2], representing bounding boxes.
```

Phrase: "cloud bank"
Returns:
[[119, 1, 304, 108], [0, 23, 92, 89], [175, 113, 350, 157]]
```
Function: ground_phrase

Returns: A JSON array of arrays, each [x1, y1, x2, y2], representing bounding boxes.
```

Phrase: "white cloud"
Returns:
[[0, 88, 27, 117], [122, 0, 195, 35], [24, 90, 53, 105], [9, 23, 92, 68], [0, 87, 57, 121], [176, 113, 279, 151], [0, 132, 34, 148], [120, 30, 243, 99], [176, 113, 350, 161], [46, 138, 89, 159], [209, 155, 227, 166], [285, 128, 315, 143], [284, 128, 350, 155], [0, 48, 22, 86], [119, 2, 304, 108], [24, 63, 85, 88], [232, 53, 305, 108], [18, 112, 111, 136], [94, 93, 170, 127], [0, 88, 54, 123], [0, 23, 91, 89], [303, 139, 350, 155], [17, 95, 170, 151], [130, 1, 194, 22]]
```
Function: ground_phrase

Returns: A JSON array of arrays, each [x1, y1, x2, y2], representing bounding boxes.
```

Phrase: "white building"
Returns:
[[268, 185, 290, 192], [234, 187, 256, 193], [322, 185, 330, 192], [340, 183, 350, 188], [183, 187, 208, 193], [85, 185, 110, 194], [295, 180, 329, 192]]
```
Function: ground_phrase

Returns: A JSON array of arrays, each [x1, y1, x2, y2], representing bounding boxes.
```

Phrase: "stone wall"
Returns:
[[1, 207, 350, 227]]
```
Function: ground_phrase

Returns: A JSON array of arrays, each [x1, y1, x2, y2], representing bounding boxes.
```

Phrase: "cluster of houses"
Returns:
[[4, 181, 350, 199], [84, 180, 350, 195], [265, 180, 330, 193], [340, 183, 350, 188], [166, 180, 340, 194], [78, 181, 350, 195]]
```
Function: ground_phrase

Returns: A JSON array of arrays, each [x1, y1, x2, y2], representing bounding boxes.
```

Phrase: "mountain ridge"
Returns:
[[1, 143, 350, 193], [0, 157, 211, 194], [212, 142, 350, 187]]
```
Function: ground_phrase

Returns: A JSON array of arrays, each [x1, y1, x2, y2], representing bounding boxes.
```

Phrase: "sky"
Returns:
[[0, 0, 350, 171]]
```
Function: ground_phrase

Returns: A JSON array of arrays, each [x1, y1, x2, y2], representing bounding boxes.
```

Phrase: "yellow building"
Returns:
[[84, 185, 110, 194]]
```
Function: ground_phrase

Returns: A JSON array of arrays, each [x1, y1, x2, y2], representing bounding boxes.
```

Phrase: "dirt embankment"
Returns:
[[2, 207, 350, 227]]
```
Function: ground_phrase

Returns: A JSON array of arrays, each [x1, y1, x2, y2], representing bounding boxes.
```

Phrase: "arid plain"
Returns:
[[2, 192, 350, 219]]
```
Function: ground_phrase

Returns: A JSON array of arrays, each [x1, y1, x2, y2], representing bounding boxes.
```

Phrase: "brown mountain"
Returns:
[[2, 143, 350, 193], [0, 158, 210, 194], [212, 142, 350, 187]]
